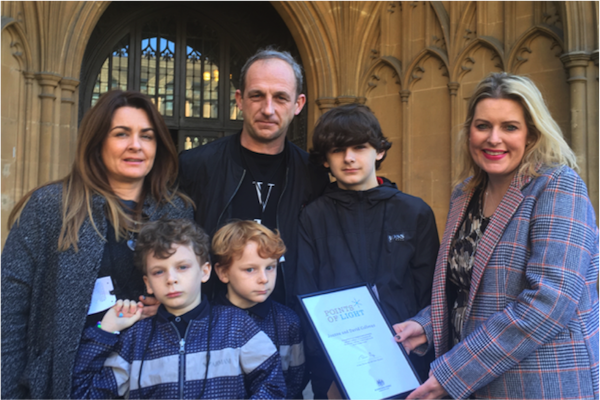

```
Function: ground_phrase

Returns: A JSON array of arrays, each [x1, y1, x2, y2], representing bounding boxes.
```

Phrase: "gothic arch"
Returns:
[[507, 26, 564, 72], [61, 2, 110, 79], [452, 38, 504, 82], [405, 49, 450, 91], [1, 19, 32, 72], [361, 56, 403, 96]]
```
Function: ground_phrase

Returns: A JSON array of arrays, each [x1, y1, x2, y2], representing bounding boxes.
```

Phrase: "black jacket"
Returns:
[[297, 179, 439, 323], [296, 179, 439, 394], [178, 131, 330, 306]]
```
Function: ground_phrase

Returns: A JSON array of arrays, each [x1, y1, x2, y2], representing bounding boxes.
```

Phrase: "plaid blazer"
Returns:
[[412, 165, 599, 399]]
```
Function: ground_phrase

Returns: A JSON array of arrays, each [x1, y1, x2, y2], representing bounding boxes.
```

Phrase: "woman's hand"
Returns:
[[139, 295, 160, 319], [392, 320, 427, 354], [407, 374, 448, 399], [100, 299, 143, 333]]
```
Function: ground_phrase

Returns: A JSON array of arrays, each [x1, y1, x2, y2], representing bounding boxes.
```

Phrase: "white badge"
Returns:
[[87, 276, 117, 315]]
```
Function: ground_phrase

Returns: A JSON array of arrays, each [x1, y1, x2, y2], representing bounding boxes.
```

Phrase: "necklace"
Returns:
[[127, 227, 137, 251]]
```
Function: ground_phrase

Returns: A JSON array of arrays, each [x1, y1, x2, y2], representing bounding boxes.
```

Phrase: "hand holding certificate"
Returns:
[[299, 284, 421, 399]]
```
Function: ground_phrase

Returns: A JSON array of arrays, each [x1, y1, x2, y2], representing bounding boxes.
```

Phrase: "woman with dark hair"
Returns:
[[1, 90, 193, 399], [394, 72, 598, 399]]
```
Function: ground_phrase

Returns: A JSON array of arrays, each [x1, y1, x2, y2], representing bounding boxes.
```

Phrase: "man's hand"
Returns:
[[100, 299, 143, 333], [392, 320, 427, 354], [407, 374, 448, 399], [139, 295, 160, 319]]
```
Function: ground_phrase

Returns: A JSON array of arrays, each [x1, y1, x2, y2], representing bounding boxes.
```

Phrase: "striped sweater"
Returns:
[[72, 302, 286, 399]]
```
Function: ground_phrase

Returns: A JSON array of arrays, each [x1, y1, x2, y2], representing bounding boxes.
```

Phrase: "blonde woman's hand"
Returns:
[[392, 320, 427, 354], [406, 374, 448, 399]]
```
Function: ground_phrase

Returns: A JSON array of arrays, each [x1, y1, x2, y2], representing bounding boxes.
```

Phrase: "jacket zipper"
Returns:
[[171, 321, 193, 399], [179, 338, 185, 398], [217, 169, 246, 228], [357, 194, 373, 285]]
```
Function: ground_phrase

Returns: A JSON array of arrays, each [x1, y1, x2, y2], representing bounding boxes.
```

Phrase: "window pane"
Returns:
[[141, 19, 176, 117], [91, 35, 129, 107], [229, 45, 244, 120], [186, 22, 220, 119]]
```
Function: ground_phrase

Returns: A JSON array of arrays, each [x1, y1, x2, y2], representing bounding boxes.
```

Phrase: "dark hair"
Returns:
[[8, 89, 190, 251], [239, 47, 303, 98], [310, 103, 392, 169], [134, 219, 210, 274], [212, 220, 286, 273]]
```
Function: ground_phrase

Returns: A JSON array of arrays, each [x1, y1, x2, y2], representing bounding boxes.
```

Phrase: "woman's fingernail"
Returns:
[[395, 334, 401, 340], [118, 312, 123, 318]]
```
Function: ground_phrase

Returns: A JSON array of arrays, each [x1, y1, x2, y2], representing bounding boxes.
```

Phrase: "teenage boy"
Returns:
[[72, 219, 285, 399], [296, 103, 439, 398], [212, 220, 305, 400]]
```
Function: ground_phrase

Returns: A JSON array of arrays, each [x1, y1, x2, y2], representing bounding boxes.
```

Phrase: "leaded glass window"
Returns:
[[229, 46, 244, 121], [91, 35, 129, 107], [140, 19, 176, 117], [185, 23, 220, 119], [83, 5, 306, 152]]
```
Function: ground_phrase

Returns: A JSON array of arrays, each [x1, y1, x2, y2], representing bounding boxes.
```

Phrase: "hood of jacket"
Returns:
[[324, 177, 399, 207]]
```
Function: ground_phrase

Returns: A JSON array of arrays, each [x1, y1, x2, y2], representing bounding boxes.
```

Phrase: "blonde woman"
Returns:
[[394, 73, 598, 399], [1, 90, 193, 399]]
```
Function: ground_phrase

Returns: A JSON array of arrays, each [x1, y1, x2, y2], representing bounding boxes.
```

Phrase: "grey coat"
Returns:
[[1, 183, 193, 399]]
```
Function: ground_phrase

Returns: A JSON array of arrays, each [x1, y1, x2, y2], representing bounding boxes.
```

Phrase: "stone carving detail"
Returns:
[[371, 49, 380, 60], [490, 53, 503, 69], [387, 2, 397, 14], [463, 29, 476, 42], [513, 32, 563, 70], [542, 2, 562, 29], [432, 35, 447, 51], [439, 61, 449, 78], [368, 73, 381, 89], [410, 65, 426, 85], [366, 65, 400, 92], [515, 45, 533, 68], [550, 39, 562, 57], [460, 56, 475, 73]]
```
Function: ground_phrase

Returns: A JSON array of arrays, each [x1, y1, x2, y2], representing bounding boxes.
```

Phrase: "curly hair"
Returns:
[[134, 219, 210, 274]]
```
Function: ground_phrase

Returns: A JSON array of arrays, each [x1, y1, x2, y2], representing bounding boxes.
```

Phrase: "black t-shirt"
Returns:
[[229, 145, 287, 303], [231, 146, 286, 231], [86, 200, 146, 327]]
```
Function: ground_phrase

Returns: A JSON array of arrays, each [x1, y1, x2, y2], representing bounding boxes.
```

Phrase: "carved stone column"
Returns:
[[592, 51, 599, 68], [447, 82, 460, 182], [400, 89, 411, 192], [336, 96, 366, 105], [315, 97, 337, 114], [22, 72, 37, 191], [58, 77, 79, 178], [560, 52, 590, 183], [35, 72, 62, 184]]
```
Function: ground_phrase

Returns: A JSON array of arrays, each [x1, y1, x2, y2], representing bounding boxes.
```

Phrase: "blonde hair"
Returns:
[[212, 220, 286, 271], [454, 72, 578, 191], [8, 90, 191, 251]]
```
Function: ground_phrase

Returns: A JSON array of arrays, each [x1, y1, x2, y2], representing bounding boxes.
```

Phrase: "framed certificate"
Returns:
[[298, 283, 421, 399]]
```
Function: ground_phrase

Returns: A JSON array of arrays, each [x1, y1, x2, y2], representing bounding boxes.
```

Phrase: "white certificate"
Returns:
[[299, 284, 420, 399]]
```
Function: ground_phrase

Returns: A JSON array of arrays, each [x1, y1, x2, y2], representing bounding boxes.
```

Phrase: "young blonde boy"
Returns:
[[72, 219, 285, 399], [212, 220, 306, 399]]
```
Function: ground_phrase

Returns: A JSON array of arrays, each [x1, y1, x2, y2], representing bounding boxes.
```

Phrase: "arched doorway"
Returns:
[[79, 2, 308, 151]]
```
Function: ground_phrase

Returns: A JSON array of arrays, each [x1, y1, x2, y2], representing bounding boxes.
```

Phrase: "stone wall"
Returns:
[[1, 1, 598, 247]]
